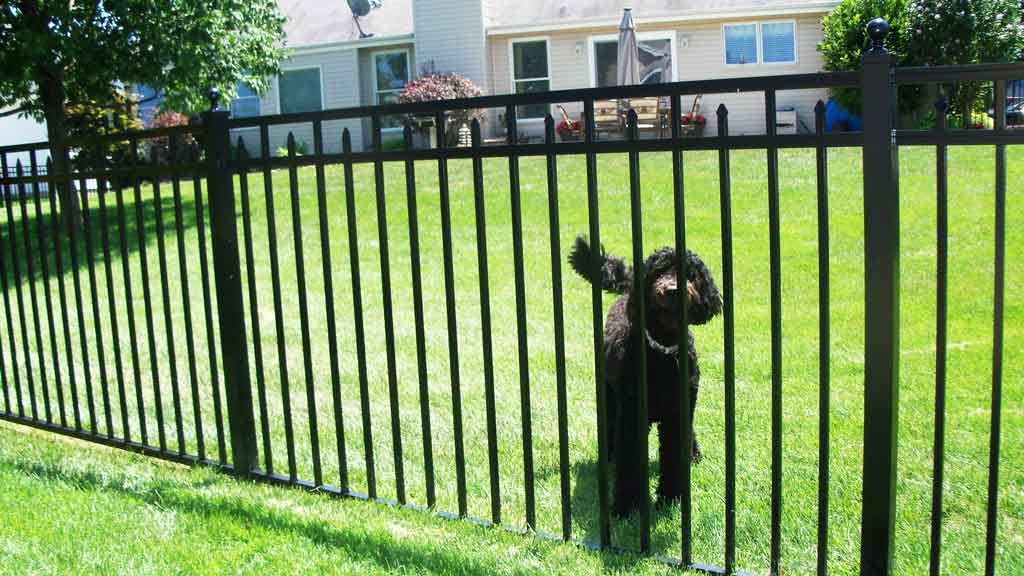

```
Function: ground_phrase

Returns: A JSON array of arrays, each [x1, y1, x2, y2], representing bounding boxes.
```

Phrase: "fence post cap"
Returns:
[[206, 87, 222, 111], [866, 18, 889, 53]]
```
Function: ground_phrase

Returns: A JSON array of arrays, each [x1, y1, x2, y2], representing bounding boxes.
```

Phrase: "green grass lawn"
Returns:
[[0, 144, 1020, 575]]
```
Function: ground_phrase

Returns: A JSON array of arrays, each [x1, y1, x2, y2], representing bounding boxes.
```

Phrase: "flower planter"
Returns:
[[558, 132, 582, 142], [681, 123, 705, 138]]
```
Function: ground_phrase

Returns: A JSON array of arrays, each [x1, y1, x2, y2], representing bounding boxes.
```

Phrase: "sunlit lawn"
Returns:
[[0, 144, 1020, 575]]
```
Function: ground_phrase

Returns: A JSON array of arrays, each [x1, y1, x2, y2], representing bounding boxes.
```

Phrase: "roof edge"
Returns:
[[486, 1, 841, 37], [288, 33, 416, 56]]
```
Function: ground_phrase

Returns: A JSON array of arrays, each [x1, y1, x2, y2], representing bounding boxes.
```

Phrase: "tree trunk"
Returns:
[[37, 71, 81, 232]]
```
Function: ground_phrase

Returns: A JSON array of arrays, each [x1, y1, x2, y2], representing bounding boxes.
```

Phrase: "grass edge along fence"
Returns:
[[0, 19, 1020, 575]]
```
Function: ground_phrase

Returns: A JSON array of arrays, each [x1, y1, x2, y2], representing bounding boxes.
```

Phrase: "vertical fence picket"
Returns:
[[583, 98, 610, 547], [22, 157, 51, 424], [814, 100, 831, 576], [436, 113, 467, 518], [341, 128, 376, 498], [717, 103, 737, 574], [192, 146, 227, 462], [170, 137, 205, 459], [984, 78, 1007, 576], [115, 141, 146, 445], [83, 160, 114, 436], [237, 139, 273, 473], [287, 133, 323, 486], [929, 97, 949, 576], [765, 88, 784, 575], [402, 124, 435, 507], [669, 93, 693, 566], [372, 115, 406, 504], [6, 160, 35, 419], [625, 110, 651, 552], [96, 155, 129, 440], [506, 104, 535, 530], [0, 154, 16, 416], [312, 120, 348, 491], [543, 114, 571, 542], [133, 143, 165, 450], [50, 157, 80, 430], [261, 123, 297, 480], [34, 156, 66, 428], [470, 119, 501, 524], [152, 147, 186, 452]]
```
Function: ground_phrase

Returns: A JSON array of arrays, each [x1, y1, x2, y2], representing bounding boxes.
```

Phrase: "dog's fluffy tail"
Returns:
[[568, 235, 632, 294]]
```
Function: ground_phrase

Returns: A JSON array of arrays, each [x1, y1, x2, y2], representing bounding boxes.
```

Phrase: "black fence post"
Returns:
[[859, 19, 900, 576], [200, 88, 258, 474]]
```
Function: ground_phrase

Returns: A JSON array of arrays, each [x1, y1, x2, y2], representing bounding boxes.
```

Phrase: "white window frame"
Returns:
[[372, 49, 412, 106], [759, 20, 799, 66], [508, 36, 551, 122], [372, 49, 413, 134], [275, 65, 325, 115], [587, 31, 678, 88], [722, 20, 798, 67]]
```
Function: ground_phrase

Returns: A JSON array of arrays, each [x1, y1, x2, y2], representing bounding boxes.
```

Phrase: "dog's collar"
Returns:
[[645, 330, 679, 356]]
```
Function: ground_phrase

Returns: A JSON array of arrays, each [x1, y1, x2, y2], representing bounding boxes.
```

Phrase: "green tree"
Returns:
[[904, 0, 1024, 126], [0, 0, 286, 226], [818, 0, 911, 115]]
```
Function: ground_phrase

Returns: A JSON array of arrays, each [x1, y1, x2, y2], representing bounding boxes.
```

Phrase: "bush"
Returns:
[[818, 0, 913, 115], [145, 110, 196, 164], [397, 73, 484, 146], [904, 0, 1024, 124], [65, 91, 144, 187], [275, 140, 309, 157]]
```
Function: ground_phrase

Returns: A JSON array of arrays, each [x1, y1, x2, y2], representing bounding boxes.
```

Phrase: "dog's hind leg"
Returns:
[[612, 387, 645, 517]]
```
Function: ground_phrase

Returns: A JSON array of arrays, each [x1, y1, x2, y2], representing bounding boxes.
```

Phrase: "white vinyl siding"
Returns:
[[489, 14, 827, 137]]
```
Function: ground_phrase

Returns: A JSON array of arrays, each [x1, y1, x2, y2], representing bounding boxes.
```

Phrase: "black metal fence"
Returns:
[[0, 24, 1019, 575]]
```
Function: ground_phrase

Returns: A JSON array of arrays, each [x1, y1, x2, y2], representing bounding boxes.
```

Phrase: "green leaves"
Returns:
[[0, 0, 286, 119]]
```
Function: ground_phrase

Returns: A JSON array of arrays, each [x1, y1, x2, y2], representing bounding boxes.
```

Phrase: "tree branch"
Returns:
[[0, 106, 29, 119]]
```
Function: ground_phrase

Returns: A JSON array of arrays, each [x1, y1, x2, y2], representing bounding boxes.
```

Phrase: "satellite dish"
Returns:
[[346, 0, 380, 38], [348, 0, 371, 17]]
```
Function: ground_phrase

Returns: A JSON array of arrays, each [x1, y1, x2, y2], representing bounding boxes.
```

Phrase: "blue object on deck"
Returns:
[[825, 98, 863, 132]]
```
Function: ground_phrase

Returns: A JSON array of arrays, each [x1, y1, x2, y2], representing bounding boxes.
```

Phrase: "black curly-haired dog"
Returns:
[[569, 235, 722, 516]]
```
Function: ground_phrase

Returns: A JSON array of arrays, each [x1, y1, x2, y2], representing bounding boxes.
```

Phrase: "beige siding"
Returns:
[[241, 49, 363, 154], [413, 0, 488, 88], [488, 13, 828, 136]]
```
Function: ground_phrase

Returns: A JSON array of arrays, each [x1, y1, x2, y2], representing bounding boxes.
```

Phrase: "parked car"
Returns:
[[989, 79, 1023, 125]]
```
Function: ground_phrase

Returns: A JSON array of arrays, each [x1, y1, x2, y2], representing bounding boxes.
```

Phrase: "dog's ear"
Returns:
[[684, 250, 723, 325]]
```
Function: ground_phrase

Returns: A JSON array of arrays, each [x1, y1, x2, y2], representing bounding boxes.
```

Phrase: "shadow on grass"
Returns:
[[0, 186, 202, 291], [0, 447, 662, 574]]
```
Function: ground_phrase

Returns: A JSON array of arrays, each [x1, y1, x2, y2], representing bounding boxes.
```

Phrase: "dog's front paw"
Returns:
[[691, 437, 703, 464]]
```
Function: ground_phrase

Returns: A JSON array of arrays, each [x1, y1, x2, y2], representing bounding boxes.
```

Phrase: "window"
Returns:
[[230, 82, 260, 118], [511, 39, 549, 119], [724, 24, 757, 65], [761, 22, 796, 63], [592, 33, 674, 87], [374, 51, 410, 105], [374, 50, 410, 128], [279, 68, 322, 114], [724, 21, 796, 65]]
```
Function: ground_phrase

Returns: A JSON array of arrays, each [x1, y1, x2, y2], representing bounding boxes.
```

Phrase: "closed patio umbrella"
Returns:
[[617, 8, 640, 86]]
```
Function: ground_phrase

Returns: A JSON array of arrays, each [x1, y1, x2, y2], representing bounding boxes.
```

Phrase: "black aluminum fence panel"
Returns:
[[0, 26, 1021, 576]]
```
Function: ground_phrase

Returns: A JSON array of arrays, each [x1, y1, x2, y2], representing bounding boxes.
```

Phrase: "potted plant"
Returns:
[[681, 112, 706, 137], [556, 105, 584, 141]]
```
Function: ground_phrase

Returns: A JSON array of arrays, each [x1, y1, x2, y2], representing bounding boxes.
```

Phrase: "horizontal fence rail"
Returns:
[[0, 34, 1021, 576]]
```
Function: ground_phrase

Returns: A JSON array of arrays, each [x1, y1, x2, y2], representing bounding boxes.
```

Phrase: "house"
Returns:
[[238, 0, 841, 154]]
